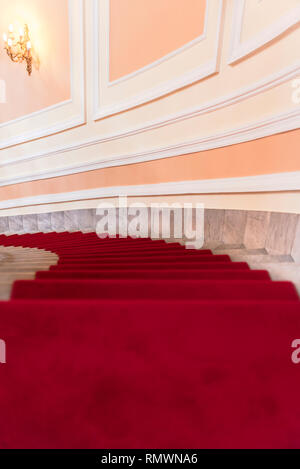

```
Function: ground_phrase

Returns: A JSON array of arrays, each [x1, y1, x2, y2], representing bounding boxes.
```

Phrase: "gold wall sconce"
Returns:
[[3, 24, 32, 76]]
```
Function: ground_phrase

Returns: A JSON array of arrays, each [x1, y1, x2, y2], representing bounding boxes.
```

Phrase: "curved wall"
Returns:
[[109, 0, 207, 82], [0, 0, 299, 214], [0, 0, 71, 123]]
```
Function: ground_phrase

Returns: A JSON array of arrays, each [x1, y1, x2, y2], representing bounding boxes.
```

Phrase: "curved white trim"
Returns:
[[0, 99, 72, 130], [1, 60, 299, 169], [95, 60, 218, 120], [107, 0, 209, 87], [0, 0, 86, 150], [0, 171, 299, 210], [93, 0, 223, 120], [0, 114, 86, 150], [0, 107, 299, 187], [229, 0, 300, 64]]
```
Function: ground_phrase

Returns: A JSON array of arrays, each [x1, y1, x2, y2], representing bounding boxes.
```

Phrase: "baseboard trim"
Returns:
[[0, 107, 299, 188], [0, 171, 299, 210], [1, 60, 299, 172]]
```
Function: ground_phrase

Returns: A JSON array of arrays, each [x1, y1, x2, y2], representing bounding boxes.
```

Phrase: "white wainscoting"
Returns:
[[228, 0, 300, 64], [0, 105, 299, 188], [0, 171, 299, 210], [107, 0, 210, 87], [1, 59, 299, 173], [93, 0, 224, 120], [0, 0, 86, 150]]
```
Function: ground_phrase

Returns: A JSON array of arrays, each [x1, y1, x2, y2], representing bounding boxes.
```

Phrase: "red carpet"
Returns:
[[11, 279, 298, 300], [0, 231, 299, 448], [36, 269, 270, 280]]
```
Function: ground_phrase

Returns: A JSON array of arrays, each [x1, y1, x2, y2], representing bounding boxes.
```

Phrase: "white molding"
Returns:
[[2, 59, 299, 170], [93, 0, 100, 121], [95, 59, 218, 120], [0, 114, 86, 150], [107, 0, 209, 87], [0, 0, 85, 150], [229, 0, 300, 64], [0, 171, 299, 210], [93, 0, 223, 120], [0, 106, 299, 187], [0, 99, 72, 130]]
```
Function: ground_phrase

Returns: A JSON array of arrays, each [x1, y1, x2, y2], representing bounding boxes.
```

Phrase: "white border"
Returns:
[[228, 0, 300, 64], [93, 0, 223, 120], [0, 0, 85, 149], [107, 0, 209, 87], [1, 60, 299, 170], [0, 170, 299, 210], [0, 99, 72, 130], [0, 106, 299, 187]]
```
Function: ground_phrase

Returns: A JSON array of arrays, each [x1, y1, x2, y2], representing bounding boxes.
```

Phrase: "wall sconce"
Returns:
[[3, 24, 32, 76]]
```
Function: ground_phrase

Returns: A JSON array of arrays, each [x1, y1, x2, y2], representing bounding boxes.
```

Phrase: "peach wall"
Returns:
[[109, 0, 206, 81], [241, 0, 300, 43], [0, 127, 299, 202], [0, 0, 71, 123], [0, 0, 299, 215]]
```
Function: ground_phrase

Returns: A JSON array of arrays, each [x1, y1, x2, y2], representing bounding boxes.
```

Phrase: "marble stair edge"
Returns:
[[0, 209, 298, 261]]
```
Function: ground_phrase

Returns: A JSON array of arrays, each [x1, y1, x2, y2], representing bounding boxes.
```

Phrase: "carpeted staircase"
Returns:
[[0, 231, 299, 448]]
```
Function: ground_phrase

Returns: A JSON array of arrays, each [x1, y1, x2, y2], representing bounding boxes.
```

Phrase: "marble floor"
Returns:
[[213, 245, 300, 295], [0, 241, 299, 300], [0, 246, 58, 300]]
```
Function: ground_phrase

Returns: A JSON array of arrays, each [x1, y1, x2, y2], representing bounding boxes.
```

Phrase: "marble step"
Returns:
[[0, 244, 59, 299], [212, 247, 294, 264], [249, 262, 300, 296], [211, 247, 300, 295], [0, 261, 55, 265], [0, 257, 57, 265], [0, 267, 51, 272], [0, 283, 12, 300], [0, 273, 36, 280], [0, 246, 55, 252], [0, 252, 55, 257]]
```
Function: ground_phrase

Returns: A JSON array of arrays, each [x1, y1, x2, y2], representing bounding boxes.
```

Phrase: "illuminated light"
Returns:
[[3, 24, 33, 75]]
